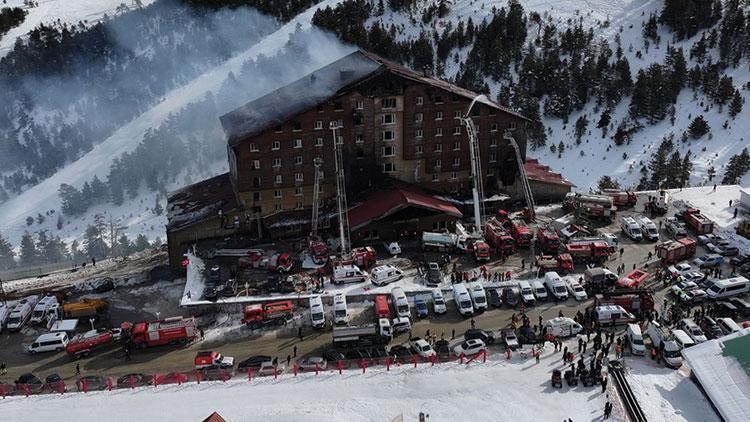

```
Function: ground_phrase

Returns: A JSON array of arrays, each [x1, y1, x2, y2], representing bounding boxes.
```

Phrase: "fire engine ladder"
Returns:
[[330, 121, 350, 255], [311, 157, 323, 238], [462, 95, 486, 232], [504, 130, 536, 221]]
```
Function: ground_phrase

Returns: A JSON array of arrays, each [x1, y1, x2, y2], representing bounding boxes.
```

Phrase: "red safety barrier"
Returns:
[[153, 374, 158, 387], [314, 362, 320, 375], [1, 383, 6, 399], [247, 368, 252, 382], [506, 348, 512, 359], [106, 377, 113, 391], [221, 369, 227, 383], [58, 381, 65, 395], [176, 371, 182, 385], [412, 354, 418, 368], [273, 365, 278, 381], [23, 383, 29, 397], [130, 375, 135, 389], [82, 378, 88, 394], [482, 349, 487, 363], [460, 352, 465, 364], [196, 370, 201, 384], [386, 356, 391, 371], [431, 354, 436, 366], [361, 358, 366, 374], [338, 360, 343, 375], [293, 363, 298, 377]]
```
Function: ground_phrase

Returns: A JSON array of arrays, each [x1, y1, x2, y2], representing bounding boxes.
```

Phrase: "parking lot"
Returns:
[[1, 190, 748, 393]]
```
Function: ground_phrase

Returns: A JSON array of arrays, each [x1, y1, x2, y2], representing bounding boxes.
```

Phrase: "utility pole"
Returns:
[[330, 121, 350, 256]]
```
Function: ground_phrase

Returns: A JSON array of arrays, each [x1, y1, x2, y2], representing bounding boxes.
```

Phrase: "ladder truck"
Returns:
[[330, 121, 351, 265], [504, 130, 535, 222], [308, 157, 328, 264], [461, 96, 486, 233]]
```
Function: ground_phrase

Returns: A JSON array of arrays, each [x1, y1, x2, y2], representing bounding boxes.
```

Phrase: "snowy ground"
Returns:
[[0, 0, 158, 57]]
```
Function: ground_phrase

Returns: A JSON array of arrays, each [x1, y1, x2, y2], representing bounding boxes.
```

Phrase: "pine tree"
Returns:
[[729, 90, 743, 118], [722, 148, 750, 184], [707, 166, 716, 181], [135, 234, 150, 252], [19, 230, 37, 266], [0, 232, 16, 270], [45, 236, 67, 263], [115, 234, 132, 257], [58, 183, 84, 215], [597, 108, 611, 138], [664, 151, 683, 188], [70, 239, 85, 263], [688, 115, 710, 139], [56, 213, 63, 230], [574, 115, 589, 144], [26, 216, 33, 226], [648, 137, 674, 189], [680, 150, 693, 187], [36, 229, 50, 264], [597, 175, 620, 191], [716, 76, 735, 105], [36, 213, 45, 225], [153, 197, 164, 216]]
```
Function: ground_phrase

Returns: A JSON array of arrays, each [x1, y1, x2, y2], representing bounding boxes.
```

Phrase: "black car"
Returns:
[[464, 328, 496, 345], [323, 349, 346, 363], [426, 267, 442, 286], [487, 288, 502, 308], [389, 345, 413, 363], [739, 262, 750, 277], [116, 373, 153, 388], [714, 301, 740, 318], [434, 339, 451, 359], [44, 373, 66, 392], [699, 316, 724, 339], [728, 297, 750, 317], [502, 287, 519, 307], [76, 375, 108, 391], [237, 355, 272, 371], [15, 373, 43, 394], [729, 254, 750, 267], [199, 365, 234, 381], [720, 246, 740, 257]]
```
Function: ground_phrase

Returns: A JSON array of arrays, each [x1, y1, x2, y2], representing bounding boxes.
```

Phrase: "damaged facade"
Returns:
[[167, 50, 529, 269]]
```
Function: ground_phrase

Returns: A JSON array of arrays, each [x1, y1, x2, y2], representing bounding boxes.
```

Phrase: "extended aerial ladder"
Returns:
[[308, 157, 328, 264], [330, 121, 351, 256], [504, 130, 535, 222], [461, 96, 487, 233]]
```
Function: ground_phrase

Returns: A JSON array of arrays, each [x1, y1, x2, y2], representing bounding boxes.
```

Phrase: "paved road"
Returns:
[[0, 196, 735, 384]]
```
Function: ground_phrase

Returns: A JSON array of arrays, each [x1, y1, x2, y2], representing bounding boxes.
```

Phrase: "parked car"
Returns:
[[682, 271, 707, 285], [565, 278, 588, 301], [199, 365, 234, 381], [693, 254, 724, 268], [44, 373, 66, 392], [728, 297, 750, 317], [434, 339, 451, 360], [464, 328, 496, 345], [667, 263, 693, 276], [298, 356, 327, 371], [698, 316, 724, 339], [154, 372, 188, 385], [323, 350, 345, 363], [453, 338, 486, 356], [237, 355, 272, 371], [415, 298, 429, 318], [705, 243, 724, 254], [257, 362, 285, 376], [720, 246, 740, 257], [76, 375, 108, 391], [409, 337, 436, 358], [116, 373, 153, 388], [426, 266, 442, 286], [729, 254, 750, 266], [389, 345, 413, 363], [714, 301, 740, 318], [385, 242, 402, 255], [15, 373, 44, 394], [671, 280, 700, 296], [487, 288, 502, 308], [697, 234, 720, 245], [502, 287, 520, 307], [501, 328, 519, 350], [677, 319, 707, 343]]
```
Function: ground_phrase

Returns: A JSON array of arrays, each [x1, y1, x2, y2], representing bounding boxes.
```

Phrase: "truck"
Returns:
[[331, 321, 392, 348], [650, 190, 669, 214], [472, 240, 491, 262], [128, 316, 197, 348], [30, 295, 59, 325], [238, 251, 294, 273], [563, 192, 616, 221], [241, 301, 293, 329], [620, 217, 643, 241], [484, 218, 515, 255], [638, 216, 659, 241], [584, 267, 618, 293], [422, 232, 457, 251], [564, 241, 611, 264], [0, 303, 10, 333], [374, 295, 391, 320], [656, 237, 697, 265], [195, 351, 234, 370], [593, 289, 655, 314], [601, 189, 637, 207], [616, 269, 650, 289], [682, 208, 714, 235], [535, 254, 574, 273], [66, 329, 115, 359], [337, 246, 378, 269], [535, 225, 561, 255], [568, 234, 618, 252], [63, 299, 109, 320], [497, 211, 533, 247]]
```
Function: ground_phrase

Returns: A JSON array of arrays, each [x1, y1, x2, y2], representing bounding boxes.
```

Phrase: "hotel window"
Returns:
[[450, 171, 457, 180], [252, 160, 261, 170], [382, 130, 395, 141], [491, 123, 498, 132], [274, 190, 282, 198], [435, 111, 443, 120], [435, 127, 443, 137], [334, 101, 343, 111], [314, 121, 323, 130], [294, 187, 303, 196], [382, 98, 396, 109], [292, 122, 302, 131], [315, 137, 324, 146], [453, 110, 461, 119], [272, 140, 280, 150], [272, 158, 281, 167], [490, 138, 498, 147], [416, 96, 423, 105], [295, 156, 303, 165], [253, 177, 261, 188], [293, 139, 303, 148], [434, 95, 443, 104], [432, 174, 439, 182], [336, 135, 344, 145], [453, 142, 461, 151], [253, 192, 261, 201], [415, 113, 423, 123], [250, 143, 259, 152], [381, 114, 395, 125], [489, 153, 497, 163], [295, 201, 304, 209], [274, 174, 282, 184], [355, 134, 364, 144], [508, 121, 518, 129], [434, 143, 442, 152], [434, 159, 442, 168], [416, 129, 423, 138], [382, 162, 396, 173], [453, 126, 461, 135], [382, 145, 396, 157], [415, 145, 423, 154], [274, 203, 282, 211], [295, 173, 304, 182], [452, 157, 460, 167], [356, 100, 364, 110]]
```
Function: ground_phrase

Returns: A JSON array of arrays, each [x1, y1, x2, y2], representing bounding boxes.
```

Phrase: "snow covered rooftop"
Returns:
[[682, 328, 750, 422], [167, 173, 238, 231]]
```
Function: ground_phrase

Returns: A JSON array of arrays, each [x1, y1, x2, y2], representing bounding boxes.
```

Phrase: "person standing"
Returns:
[[75, 363, 81, 375], [601, 374, 608, 393], [0, 362, 6, 375], [451, 328, 455, 339], [286, 355, 291, 366], [604, 401, 613, 419], [578, 337, 583, 353], [200, 328, 205, 341], [293, 345, 297, 358], [298, 327, 304, 341]]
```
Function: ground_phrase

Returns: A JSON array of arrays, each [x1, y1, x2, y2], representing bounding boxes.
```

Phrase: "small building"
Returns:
[[522, 158, 574, 203], [740, 187, 750, 210]]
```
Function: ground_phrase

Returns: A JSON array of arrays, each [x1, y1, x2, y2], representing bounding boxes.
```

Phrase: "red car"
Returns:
[[154, 372, 188, 385]]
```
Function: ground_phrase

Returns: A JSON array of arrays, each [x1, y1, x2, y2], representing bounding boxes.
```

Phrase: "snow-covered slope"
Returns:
[[0, 0, 158, 57], [0, 0, 352, 247]]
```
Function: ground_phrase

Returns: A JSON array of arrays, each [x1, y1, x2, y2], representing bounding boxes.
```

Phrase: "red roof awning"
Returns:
[[524, 158, 574, 187]]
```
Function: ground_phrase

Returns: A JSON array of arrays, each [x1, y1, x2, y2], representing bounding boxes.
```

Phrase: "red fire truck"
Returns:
[[241, 301, 294, 329], [127, 316, 197, 349], [497, 210, 532, 247], [593, 289, 655, 313], [601, 189, 637, 207], [66, 329, 114, 359], [535, 254, 574, 273], [374, 295, 391, 320], [536, 225, 561, 255], [564, 241, 611, 264], [616, 269, 650, 289], [682, 208, 714, 235], [238, 251, 294, 273], [656, 237, 697, 264], [473, 241, 491, 262], [484, 218, 515, 255]]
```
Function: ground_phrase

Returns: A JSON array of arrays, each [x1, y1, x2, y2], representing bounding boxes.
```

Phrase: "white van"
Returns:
[[532, 280, 548, 301], [517, 280, 536, 306], [638, 216, 659, 241], [369, 264, 403, 286], [594, 305, 634, 325], [452, 283, 474, 316], [671, 329, 695, 349], [332, 265, 367, 285], [0, 304, 10, 333], [544, 272, 568, 301], [28, 332, 69, 354], [467, 281, 488, 312], [544, 317, 582, 337], [717, 317, 741, 335], [647, 321, 682, 368], [391, 287, 410, 319], [332, 293, 348, 325], [31, 295, 59, 325], [432, 290, 447, 314], [391, 317, 411, 334], [621, 217, 643, 241], [626, 324, 646, 356], [309, 296, 326, 329], [6, 302, 33, 332], [705, 276, 750, 299]]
